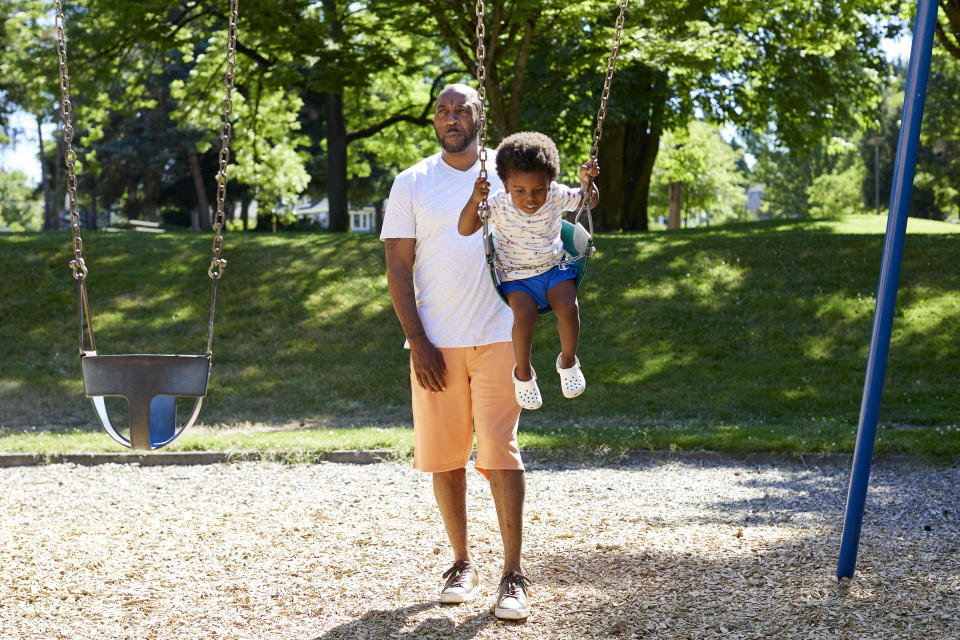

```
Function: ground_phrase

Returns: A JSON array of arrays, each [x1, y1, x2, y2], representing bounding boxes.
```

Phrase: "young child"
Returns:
[[458, 131, 599, 410]]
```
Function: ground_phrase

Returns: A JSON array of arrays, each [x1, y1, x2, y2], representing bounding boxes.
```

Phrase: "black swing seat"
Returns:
[[81, 352, 211, 451]]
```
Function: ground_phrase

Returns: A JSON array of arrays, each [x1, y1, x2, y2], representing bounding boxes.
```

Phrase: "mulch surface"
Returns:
[[2, 458, 958, 639]]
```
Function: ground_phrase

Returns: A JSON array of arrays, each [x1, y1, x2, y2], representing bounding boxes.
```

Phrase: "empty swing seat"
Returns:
[[81, 353, 211, 450]]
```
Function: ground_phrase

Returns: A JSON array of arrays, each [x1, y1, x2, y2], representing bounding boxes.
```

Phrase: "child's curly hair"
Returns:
[[495, 131, 559, 183]]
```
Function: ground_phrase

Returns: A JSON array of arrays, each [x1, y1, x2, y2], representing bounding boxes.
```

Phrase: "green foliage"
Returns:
[[517, 1, 896, 229], [649, 121, 747, 224], [807, 143, 871, 218], [750, 136, 869, 219], [0, 1, 929, 231], [0, 170, 42, 230], [859, 46, 960, 222], [917, 47, 960, 220]]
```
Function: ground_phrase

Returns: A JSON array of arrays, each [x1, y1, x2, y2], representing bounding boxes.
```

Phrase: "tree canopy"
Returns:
[[3, 0, 955, 232]]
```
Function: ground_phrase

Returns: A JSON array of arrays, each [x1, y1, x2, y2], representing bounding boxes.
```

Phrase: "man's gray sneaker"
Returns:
[[440, 560, 480, 603], [494, 570, 531, 620]]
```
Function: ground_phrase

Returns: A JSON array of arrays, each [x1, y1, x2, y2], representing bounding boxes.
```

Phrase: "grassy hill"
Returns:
[[2, 214, 959, 456]]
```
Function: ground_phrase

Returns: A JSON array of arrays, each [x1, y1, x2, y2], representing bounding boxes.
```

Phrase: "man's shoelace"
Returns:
[[442, 560, 472, 587], [498, 570, 531, 598]]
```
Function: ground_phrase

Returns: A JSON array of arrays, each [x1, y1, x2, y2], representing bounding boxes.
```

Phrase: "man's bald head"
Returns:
[[433, 83, 483, 154], [437, 84, 482, 119]]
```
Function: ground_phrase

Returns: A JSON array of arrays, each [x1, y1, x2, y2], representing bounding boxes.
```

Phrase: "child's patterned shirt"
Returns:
[[487, 181, 582, 281]]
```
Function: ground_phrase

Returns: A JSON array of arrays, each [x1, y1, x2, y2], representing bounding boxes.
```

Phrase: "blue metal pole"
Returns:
[[836, 0, 939, 580]]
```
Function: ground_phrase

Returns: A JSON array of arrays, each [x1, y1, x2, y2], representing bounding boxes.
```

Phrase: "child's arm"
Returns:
[[577, 159, 600, 209], [458, 176, 490, 236]]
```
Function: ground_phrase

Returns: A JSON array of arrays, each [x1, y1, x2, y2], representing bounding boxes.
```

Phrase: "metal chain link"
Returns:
[[54, 0, 86, 280], [208, 0, 239, 279], [590, 0, 628, 161], [474, 0, 488, 193]]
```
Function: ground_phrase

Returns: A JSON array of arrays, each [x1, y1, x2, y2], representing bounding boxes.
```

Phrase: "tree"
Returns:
[[918, 34, 960, 220], [70, 0, 450, 231], [0, 169, 42, 230], [648, 121, 747, 225], [936, 0, 960, 59], [0, 1, 63, 229], [808, 141, 870, 218], [858, 45, 960, 221], [521, 1, 897, 230]]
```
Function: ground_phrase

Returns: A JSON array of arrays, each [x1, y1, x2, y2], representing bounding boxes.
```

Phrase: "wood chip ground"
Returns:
[[2, 459, 958, 639]]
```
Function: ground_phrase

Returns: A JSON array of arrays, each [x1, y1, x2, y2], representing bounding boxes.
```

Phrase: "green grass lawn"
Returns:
[[2, 214, 959, 458]]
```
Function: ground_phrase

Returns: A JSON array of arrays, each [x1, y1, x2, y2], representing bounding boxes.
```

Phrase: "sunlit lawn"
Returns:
[[2, 214, 959, 457]]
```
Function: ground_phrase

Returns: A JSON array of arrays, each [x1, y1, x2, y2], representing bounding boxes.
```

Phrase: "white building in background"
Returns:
[[293, 197, 330, 228], [291, 196, 377, 232], [745, 184, 766, 218], [350, 208, 376, 233]]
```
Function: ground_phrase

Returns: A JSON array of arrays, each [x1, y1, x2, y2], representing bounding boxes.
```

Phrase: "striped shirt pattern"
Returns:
[[488, 181, 582, 281]]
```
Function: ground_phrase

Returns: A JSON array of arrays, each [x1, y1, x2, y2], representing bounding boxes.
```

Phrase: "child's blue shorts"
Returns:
[[501, 264, 578, 310]]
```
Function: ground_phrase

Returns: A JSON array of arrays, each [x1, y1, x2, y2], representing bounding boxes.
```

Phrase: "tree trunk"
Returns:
[[323, 90, 349, 232], [37, 116, 55, 231], [503, 11, 540, 136], [596, 120, 626, 230], [374, 199, 384, 234], [240, 197, 250, 231], [595, 118, 660, 232], [188, 148, 210, 231], [53, 135, 63, 230], [89, 188, 98, 230], [127, 177, 137, 220], [668, 182, 682, 229], [320, 0, 349, 232]]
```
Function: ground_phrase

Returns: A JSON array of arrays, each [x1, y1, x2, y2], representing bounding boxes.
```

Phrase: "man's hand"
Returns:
[[385, 237, 447, 391], [409, 335, 446, 392]]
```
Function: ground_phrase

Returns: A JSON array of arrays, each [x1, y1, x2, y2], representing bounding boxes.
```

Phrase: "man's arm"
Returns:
[[384, 238, 446, 392]]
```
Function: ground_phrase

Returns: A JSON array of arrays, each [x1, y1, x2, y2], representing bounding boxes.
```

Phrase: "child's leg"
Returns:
[[545, 279, 579, 369], [506, 290, 539, 381]]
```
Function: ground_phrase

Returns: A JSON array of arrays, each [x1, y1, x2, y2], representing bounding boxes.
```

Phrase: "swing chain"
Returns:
[[474, 0, 488, 190], [208, 0, 239, 279], [590, 0, 628, 162], [54, 0, 86, 280]]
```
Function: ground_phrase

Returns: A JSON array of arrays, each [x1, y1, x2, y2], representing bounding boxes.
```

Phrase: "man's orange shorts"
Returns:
[[410, 341, 523, 477]]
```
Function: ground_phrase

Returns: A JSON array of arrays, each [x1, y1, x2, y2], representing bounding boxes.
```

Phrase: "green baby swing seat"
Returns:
[[482, 218, 595, 316], [473, 0, 627, 315]]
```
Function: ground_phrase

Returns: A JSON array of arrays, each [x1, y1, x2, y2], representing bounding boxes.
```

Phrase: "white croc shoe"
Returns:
[[556, 354, 586, 398], [512, 366, 542, 410]]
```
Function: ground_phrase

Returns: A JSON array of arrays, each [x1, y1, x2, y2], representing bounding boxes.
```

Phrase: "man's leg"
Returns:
[[489, 468, 531, 620], [410, 347, 480, 602], [433, 468, 469, 562], [470, 341, 530, 619], [487, 469, 525, 573]]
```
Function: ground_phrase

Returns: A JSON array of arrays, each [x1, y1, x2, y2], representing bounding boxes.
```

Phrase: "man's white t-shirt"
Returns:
[[380, 151, 513, 348], [487, 182, 581, 281]]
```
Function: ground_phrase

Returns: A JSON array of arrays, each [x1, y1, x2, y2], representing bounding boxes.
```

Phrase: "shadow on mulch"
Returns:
[[313, 602, 496, 639]]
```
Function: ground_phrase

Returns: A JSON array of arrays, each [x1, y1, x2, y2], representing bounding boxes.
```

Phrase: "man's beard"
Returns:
[[435, 123, 480, 153]]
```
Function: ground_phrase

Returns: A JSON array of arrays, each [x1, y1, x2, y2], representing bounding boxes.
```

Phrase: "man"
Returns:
[[380, 83, 531, 621]]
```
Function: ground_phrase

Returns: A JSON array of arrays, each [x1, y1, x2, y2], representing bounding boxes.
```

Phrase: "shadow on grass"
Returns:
[[3, 223, 960, 440]]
